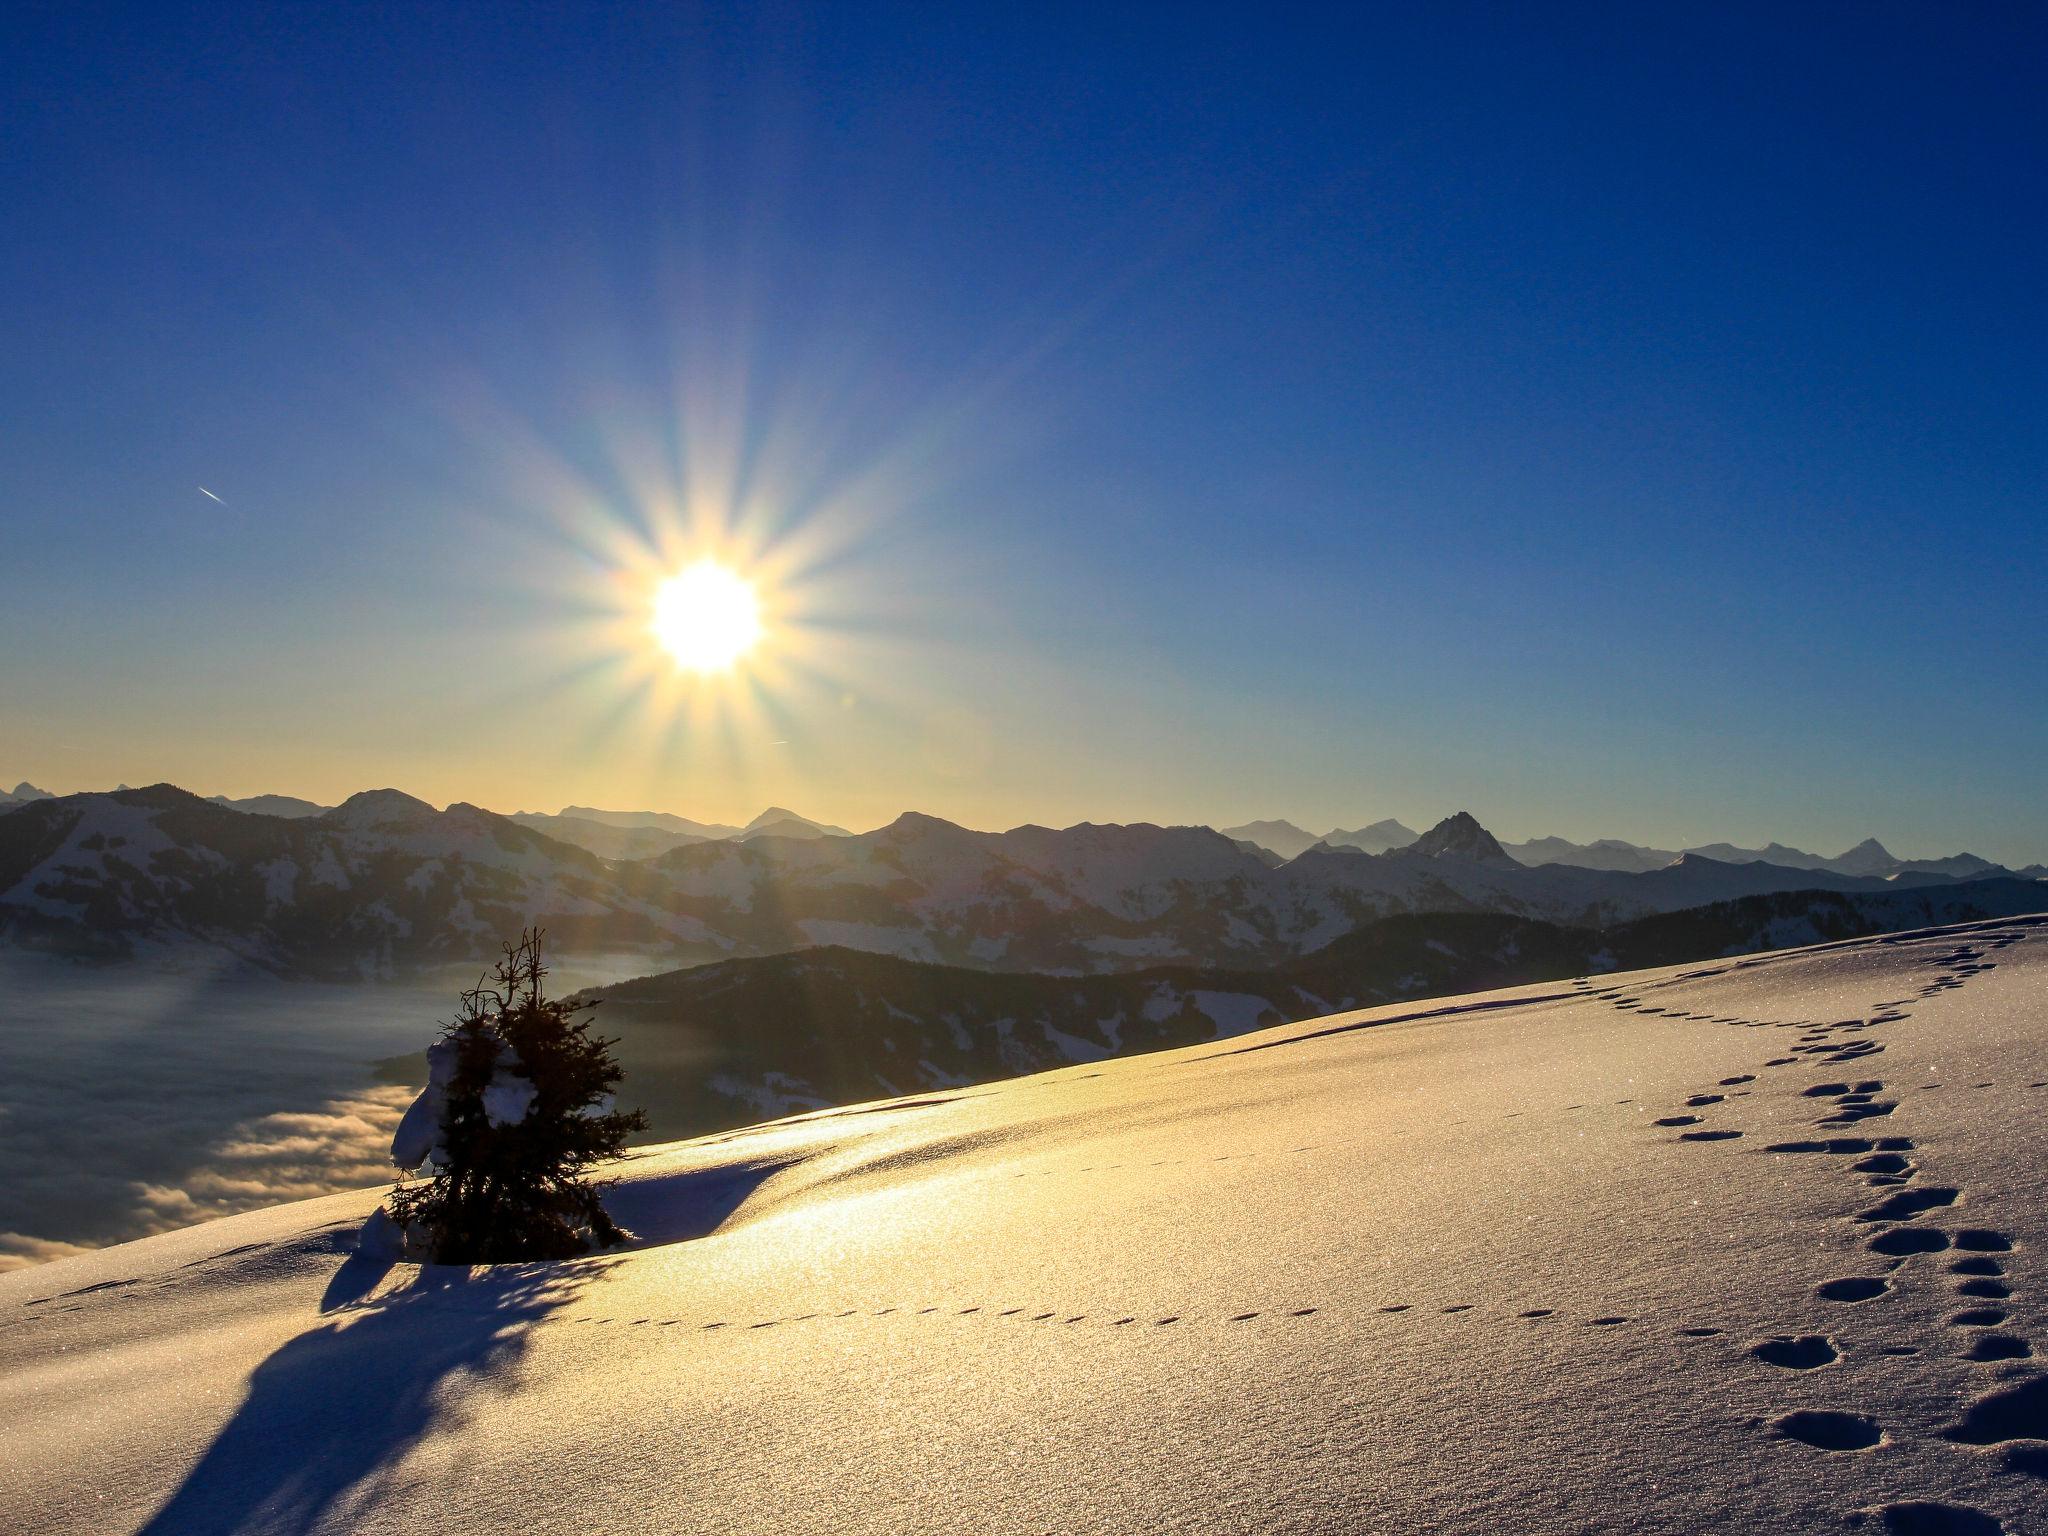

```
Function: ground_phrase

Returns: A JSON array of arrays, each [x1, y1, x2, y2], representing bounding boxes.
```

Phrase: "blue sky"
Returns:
[[3, 3, 2044, 860]]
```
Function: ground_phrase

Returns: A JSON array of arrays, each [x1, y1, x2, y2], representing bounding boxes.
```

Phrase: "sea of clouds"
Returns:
[[0, 960, 447, 1271]]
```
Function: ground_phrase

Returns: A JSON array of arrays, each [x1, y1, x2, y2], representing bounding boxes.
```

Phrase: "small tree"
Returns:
[[385, 929, 647, 1262]]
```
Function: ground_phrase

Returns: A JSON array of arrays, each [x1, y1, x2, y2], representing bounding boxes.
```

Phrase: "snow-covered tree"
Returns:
[[376, 930, 647, 1262]]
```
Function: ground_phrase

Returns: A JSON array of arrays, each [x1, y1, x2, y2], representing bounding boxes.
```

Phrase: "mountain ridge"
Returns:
[[1, 788, 2031, 981]]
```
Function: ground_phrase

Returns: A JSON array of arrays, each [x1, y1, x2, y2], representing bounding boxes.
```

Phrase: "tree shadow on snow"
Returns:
[[134, 1158, 791, 1536], [132, 1262, 593, 1536]]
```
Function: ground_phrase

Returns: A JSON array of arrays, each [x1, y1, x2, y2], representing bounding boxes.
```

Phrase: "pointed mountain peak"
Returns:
[[1406, 812, 1515, 866], [10, 782, 54, 801]]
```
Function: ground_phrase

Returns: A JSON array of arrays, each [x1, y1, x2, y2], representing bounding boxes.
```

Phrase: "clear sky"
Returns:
[[4, 3, 2044, 861]]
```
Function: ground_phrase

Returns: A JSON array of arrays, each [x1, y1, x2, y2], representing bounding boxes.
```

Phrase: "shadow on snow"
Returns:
[[134, 1157, 789, 1535]]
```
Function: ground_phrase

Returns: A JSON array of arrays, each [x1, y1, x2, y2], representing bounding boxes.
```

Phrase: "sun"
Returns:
[[650, 561, 764, 673]]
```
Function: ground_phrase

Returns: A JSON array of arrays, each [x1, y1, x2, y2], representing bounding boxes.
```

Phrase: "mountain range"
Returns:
[[1, 783, 2038, 980], [1222, 817, 2025, 880]]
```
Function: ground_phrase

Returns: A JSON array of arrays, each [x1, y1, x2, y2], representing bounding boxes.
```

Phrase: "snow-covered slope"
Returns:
[[574, 883, 2048, 1145], [5, 917, 2046, 1533]]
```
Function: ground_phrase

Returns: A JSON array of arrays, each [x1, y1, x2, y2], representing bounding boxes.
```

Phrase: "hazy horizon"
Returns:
[[5, 768, 2040, 866]]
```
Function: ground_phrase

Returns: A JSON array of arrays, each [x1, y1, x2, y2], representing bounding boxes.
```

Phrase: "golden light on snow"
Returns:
[[651, 561, 764, 673]]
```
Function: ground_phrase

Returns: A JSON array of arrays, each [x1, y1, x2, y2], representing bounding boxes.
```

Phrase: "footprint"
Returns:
[[1655, 1115, 1702, 1127], [1720, 1075, 1756, 1085], [1519, 1309, 1554, 1318], [1750, 1335, 1838, 1369], [1858, 1188, 1959, 1223], [1956, 1279, 2012, 1299], [1770, 1409, 1882, 1450], [1853, 1153, 1912, 1174], [1686, 1094, 1725, 1107], [1681, 1129, 1743, 1141], [1950, 1257, 2004, 1277], [1944, 1374, 2048, 1445], [1953, 1230, 2014, 1253], [1868, 1228, 1949, 1256], [1962, 1334, 2031, 1362], [1817, 1276, 1890, 1303], [1871, 1501, 2007, 1535], [1951, 1309, 2008, 1328], [2004, 1441, 2048, 1478], [1677, 1326, 1723, 1337]]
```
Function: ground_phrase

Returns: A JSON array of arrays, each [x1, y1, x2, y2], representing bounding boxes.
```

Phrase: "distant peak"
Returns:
[[886, 810, 968, 834], [326, 788, 439, 826], [10, 781, 54, 801], [1406, 812, 1515, 866], [740, 806, 851, 838]]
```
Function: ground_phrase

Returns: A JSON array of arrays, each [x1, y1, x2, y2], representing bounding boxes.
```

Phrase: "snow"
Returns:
[[481, 1076, 536, 1126], [4, 916, 2048, 1534]]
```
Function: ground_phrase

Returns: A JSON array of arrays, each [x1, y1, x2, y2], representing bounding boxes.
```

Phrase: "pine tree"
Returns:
[[387, 930, 648, 1262]]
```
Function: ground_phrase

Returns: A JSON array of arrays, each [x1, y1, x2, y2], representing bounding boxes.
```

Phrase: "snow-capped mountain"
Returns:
[[0, 790, 2033, 980], [1397, 809, 1518, 867], [0, 786, 728, 976]]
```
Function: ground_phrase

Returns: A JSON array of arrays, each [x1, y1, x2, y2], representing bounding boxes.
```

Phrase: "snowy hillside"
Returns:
[[4, 916, 2046, 1533], [575, 883, 2048, 1144]]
